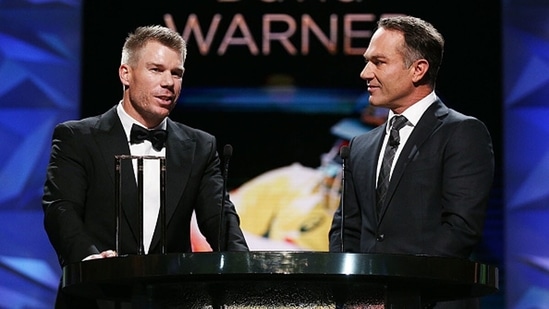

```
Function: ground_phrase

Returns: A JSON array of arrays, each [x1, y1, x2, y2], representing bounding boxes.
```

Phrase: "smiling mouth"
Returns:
[[156, 96, 173, 104]]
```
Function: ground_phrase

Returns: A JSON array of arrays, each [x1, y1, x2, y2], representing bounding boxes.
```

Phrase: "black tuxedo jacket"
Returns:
[[329, 99, 494, 308], [43, 105, 248, 265]]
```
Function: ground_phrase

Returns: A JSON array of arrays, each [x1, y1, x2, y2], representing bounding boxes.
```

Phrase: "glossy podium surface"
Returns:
[[62, 251, 498, 308]]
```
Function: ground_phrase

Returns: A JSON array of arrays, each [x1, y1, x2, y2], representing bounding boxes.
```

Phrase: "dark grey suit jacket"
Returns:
[[329, 99, 494, 308], [43, 106, 248, 308]]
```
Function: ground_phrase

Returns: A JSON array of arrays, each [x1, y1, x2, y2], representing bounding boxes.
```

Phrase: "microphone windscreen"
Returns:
[[223, 144, 233, 157], [340, 145, 350, 160]]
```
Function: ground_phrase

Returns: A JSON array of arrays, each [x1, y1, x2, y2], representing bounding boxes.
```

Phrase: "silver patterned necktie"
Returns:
[[376, 115, 408, 215]]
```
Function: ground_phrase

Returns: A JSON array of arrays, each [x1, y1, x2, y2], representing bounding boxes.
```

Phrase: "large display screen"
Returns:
[[83, 1, 498, 115], [82, 0, 502, 184]]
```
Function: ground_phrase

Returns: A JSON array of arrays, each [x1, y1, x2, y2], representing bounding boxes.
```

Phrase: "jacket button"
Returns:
[[376, 234, 385, 241]]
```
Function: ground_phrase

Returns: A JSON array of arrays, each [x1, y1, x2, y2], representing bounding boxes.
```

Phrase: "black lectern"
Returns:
[[62, 251, 498, 308]]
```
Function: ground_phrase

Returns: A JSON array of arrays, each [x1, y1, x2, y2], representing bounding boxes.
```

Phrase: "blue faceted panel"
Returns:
[[504, 2, 549, 308], [0, 1, 82, 307]]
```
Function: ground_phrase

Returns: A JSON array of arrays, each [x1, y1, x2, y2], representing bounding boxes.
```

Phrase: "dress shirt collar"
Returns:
[[116, 101, 167, 140], [385, 91, 437, 133]]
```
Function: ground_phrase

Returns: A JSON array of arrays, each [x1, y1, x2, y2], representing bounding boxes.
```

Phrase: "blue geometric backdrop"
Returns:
[[0, 1, 81, 307], [504, 0, 549, 308], [3, 0, 546, 308]]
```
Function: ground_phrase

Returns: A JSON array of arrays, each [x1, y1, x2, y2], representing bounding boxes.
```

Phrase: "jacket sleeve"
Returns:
[[431, 117, 495, 257], [42, 123, 101, 265]]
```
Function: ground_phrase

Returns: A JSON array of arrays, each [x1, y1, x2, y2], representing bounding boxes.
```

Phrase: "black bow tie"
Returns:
[[130, 124, 168, 151]]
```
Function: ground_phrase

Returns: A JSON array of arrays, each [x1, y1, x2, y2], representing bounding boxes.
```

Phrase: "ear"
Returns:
[[411, 59, 429, 83], [119, 64, 130, 86]]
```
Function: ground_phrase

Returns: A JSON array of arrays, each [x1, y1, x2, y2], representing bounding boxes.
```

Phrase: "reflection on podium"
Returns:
[[62, 251, 498, 308]]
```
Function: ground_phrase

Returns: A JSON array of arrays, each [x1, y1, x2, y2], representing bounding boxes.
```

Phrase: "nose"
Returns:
[[160, 71, 175, 87], [360, 62, 372, 80]]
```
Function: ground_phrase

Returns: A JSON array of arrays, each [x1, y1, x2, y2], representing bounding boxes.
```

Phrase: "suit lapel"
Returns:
[[149, 119, 196, 251], [352, 125, 386, 223], [377, 100, 448, 222], [94, 106, 141, 249]]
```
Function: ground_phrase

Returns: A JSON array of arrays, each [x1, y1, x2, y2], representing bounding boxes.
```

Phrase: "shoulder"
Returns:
[[431, 100, 488, 131], [55, 106, 116, 131], [166, 119, 216, 141], [444, 108, 489, 131], [52, 107, 119, 141], [349, 124, 385, 148], [437, 109, 492, 146], [54, 115, 100, 137]]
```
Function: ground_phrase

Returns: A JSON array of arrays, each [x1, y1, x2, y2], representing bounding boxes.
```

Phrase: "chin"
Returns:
[[156, 105, 173, 115]]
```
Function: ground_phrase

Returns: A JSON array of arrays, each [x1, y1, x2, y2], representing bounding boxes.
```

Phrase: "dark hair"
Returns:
[[121, 25, 187, 66], [377, 16, 444, 87]]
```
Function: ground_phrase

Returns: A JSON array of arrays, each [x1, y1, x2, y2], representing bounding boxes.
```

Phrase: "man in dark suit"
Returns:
[[328, 16, 494, 309], [42, 25, 248, 308]]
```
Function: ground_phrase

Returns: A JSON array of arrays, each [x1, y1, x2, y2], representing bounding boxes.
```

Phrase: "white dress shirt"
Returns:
[[117, 102, 166, 254], [376, 91, 437, 185]]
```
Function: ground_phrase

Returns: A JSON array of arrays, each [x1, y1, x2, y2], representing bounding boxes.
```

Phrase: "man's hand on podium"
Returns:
[[82, 250, 118, 261]]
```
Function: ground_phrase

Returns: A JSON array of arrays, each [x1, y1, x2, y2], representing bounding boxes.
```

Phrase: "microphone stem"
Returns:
[[340, 159, 345, 252], [339, 146, 350, 253]]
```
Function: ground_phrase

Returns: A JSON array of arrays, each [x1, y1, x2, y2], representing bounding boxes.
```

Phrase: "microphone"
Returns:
[[217, 144, 233, 252], [339, 145, 350, 252]]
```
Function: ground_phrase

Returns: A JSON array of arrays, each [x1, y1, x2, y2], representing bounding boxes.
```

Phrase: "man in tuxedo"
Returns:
[[328, 16, 494, 309], [42, 25, 248, 308]]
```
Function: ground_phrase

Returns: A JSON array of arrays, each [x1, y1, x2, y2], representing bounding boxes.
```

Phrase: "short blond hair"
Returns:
[[121, 25, 187, 66]]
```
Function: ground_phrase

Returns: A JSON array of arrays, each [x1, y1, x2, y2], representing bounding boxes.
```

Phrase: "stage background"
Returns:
[[0, 0, 542, 308], [80, 1, 503, 188], [0, 1, 81, 307]]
